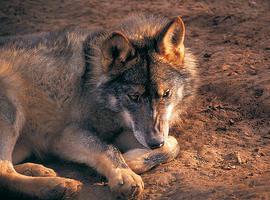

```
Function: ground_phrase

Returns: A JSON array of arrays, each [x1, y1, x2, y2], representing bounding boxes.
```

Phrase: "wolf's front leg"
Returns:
[[50, 126, 144, 199], [123, 136, 180, 174]]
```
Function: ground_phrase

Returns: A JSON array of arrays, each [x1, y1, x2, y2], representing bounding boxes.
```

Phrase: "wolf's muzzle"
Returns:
[[147, 136, 164, 149]]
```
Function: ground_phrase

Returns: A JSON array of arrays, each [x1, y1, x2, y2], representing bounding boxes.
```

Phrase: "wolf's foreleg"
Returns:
[[50, 125, 144, 199], [123, 136, 180, 174], [0, 119, 81, 199]]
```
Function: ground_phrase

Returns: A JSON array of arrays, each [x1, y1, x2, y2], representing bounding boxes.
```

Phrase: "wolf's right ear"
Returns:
[[101, 32, 135, 75], [157, 16, 185, 64]]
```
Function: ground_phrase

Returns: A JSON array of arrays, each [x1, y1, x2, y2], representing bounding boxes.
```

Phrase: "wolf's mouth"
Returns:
[[133, 130, 169, 149]]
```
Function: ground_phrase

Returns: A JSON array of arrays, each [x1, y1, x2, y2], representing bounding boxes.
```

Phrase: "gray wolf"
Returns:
[[0, 14, 197, 199]]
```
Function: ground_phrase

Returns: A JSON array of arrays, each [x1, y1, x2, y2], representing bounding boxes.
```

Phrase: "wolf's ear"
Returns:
[[101, 32, 135, 75], [157, 16, 185, 64]]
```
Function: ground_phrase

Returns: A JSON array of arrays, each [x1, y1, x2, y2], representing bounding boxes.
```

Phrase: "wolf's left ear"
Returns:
[[157, 16, 185, 64], [101, 32, 135, 75]]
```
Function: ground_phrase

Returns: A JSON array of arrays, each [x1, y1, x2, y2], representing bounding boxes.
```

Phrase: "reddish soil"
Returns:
[[0, 0, 269, 199]]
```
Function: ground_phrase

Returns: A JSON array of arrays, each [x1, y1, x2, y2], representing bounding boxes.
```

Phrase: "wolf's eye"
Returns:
[[162, 89, 171, 98], [128, 93, 140, 102]]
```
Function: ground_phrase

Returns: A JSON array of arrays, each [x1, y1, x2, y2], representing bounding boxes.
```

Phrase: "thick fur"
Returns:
[[0, 14, 197, 199]]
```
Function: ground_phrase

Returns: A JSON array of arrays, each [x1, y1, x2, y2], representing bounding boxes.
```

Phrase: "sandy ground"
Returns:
[[0, 0, 269, 199]]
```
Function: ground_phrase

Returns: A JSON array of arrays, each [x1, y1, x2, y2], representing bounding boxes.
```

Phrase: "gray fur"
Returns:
[[0, 14, 197, 199]]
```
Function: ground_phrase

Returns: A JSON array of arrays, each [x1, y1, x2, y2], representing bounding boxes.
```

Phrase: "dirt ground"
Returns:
[[0, 0, 269, 199]]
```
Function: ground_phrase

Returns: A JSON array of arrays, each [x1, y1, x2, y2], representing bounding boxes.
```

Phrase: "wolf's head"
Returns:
[[84, 15, 197, 149]]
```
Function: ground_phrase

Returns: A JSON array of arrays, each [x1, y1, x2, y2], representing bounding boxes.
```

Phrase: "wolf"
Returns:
[[0, 14, 197, 199]]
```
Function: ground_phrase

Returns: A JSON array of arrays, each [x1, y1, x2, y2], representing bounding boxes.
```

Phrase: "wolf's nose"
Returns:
[[148, 139, 164, 149]]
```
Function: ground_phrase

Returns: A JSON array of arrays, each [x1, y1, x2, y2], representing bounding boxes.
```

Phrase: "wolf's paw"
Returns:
[[39, 177, 82, 199], [163, 135, 180, 160], [145, 135, 180, 165], [109, 168, 144, 199], [123, 136, 180, 174], [15, 163, 57, 177]]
